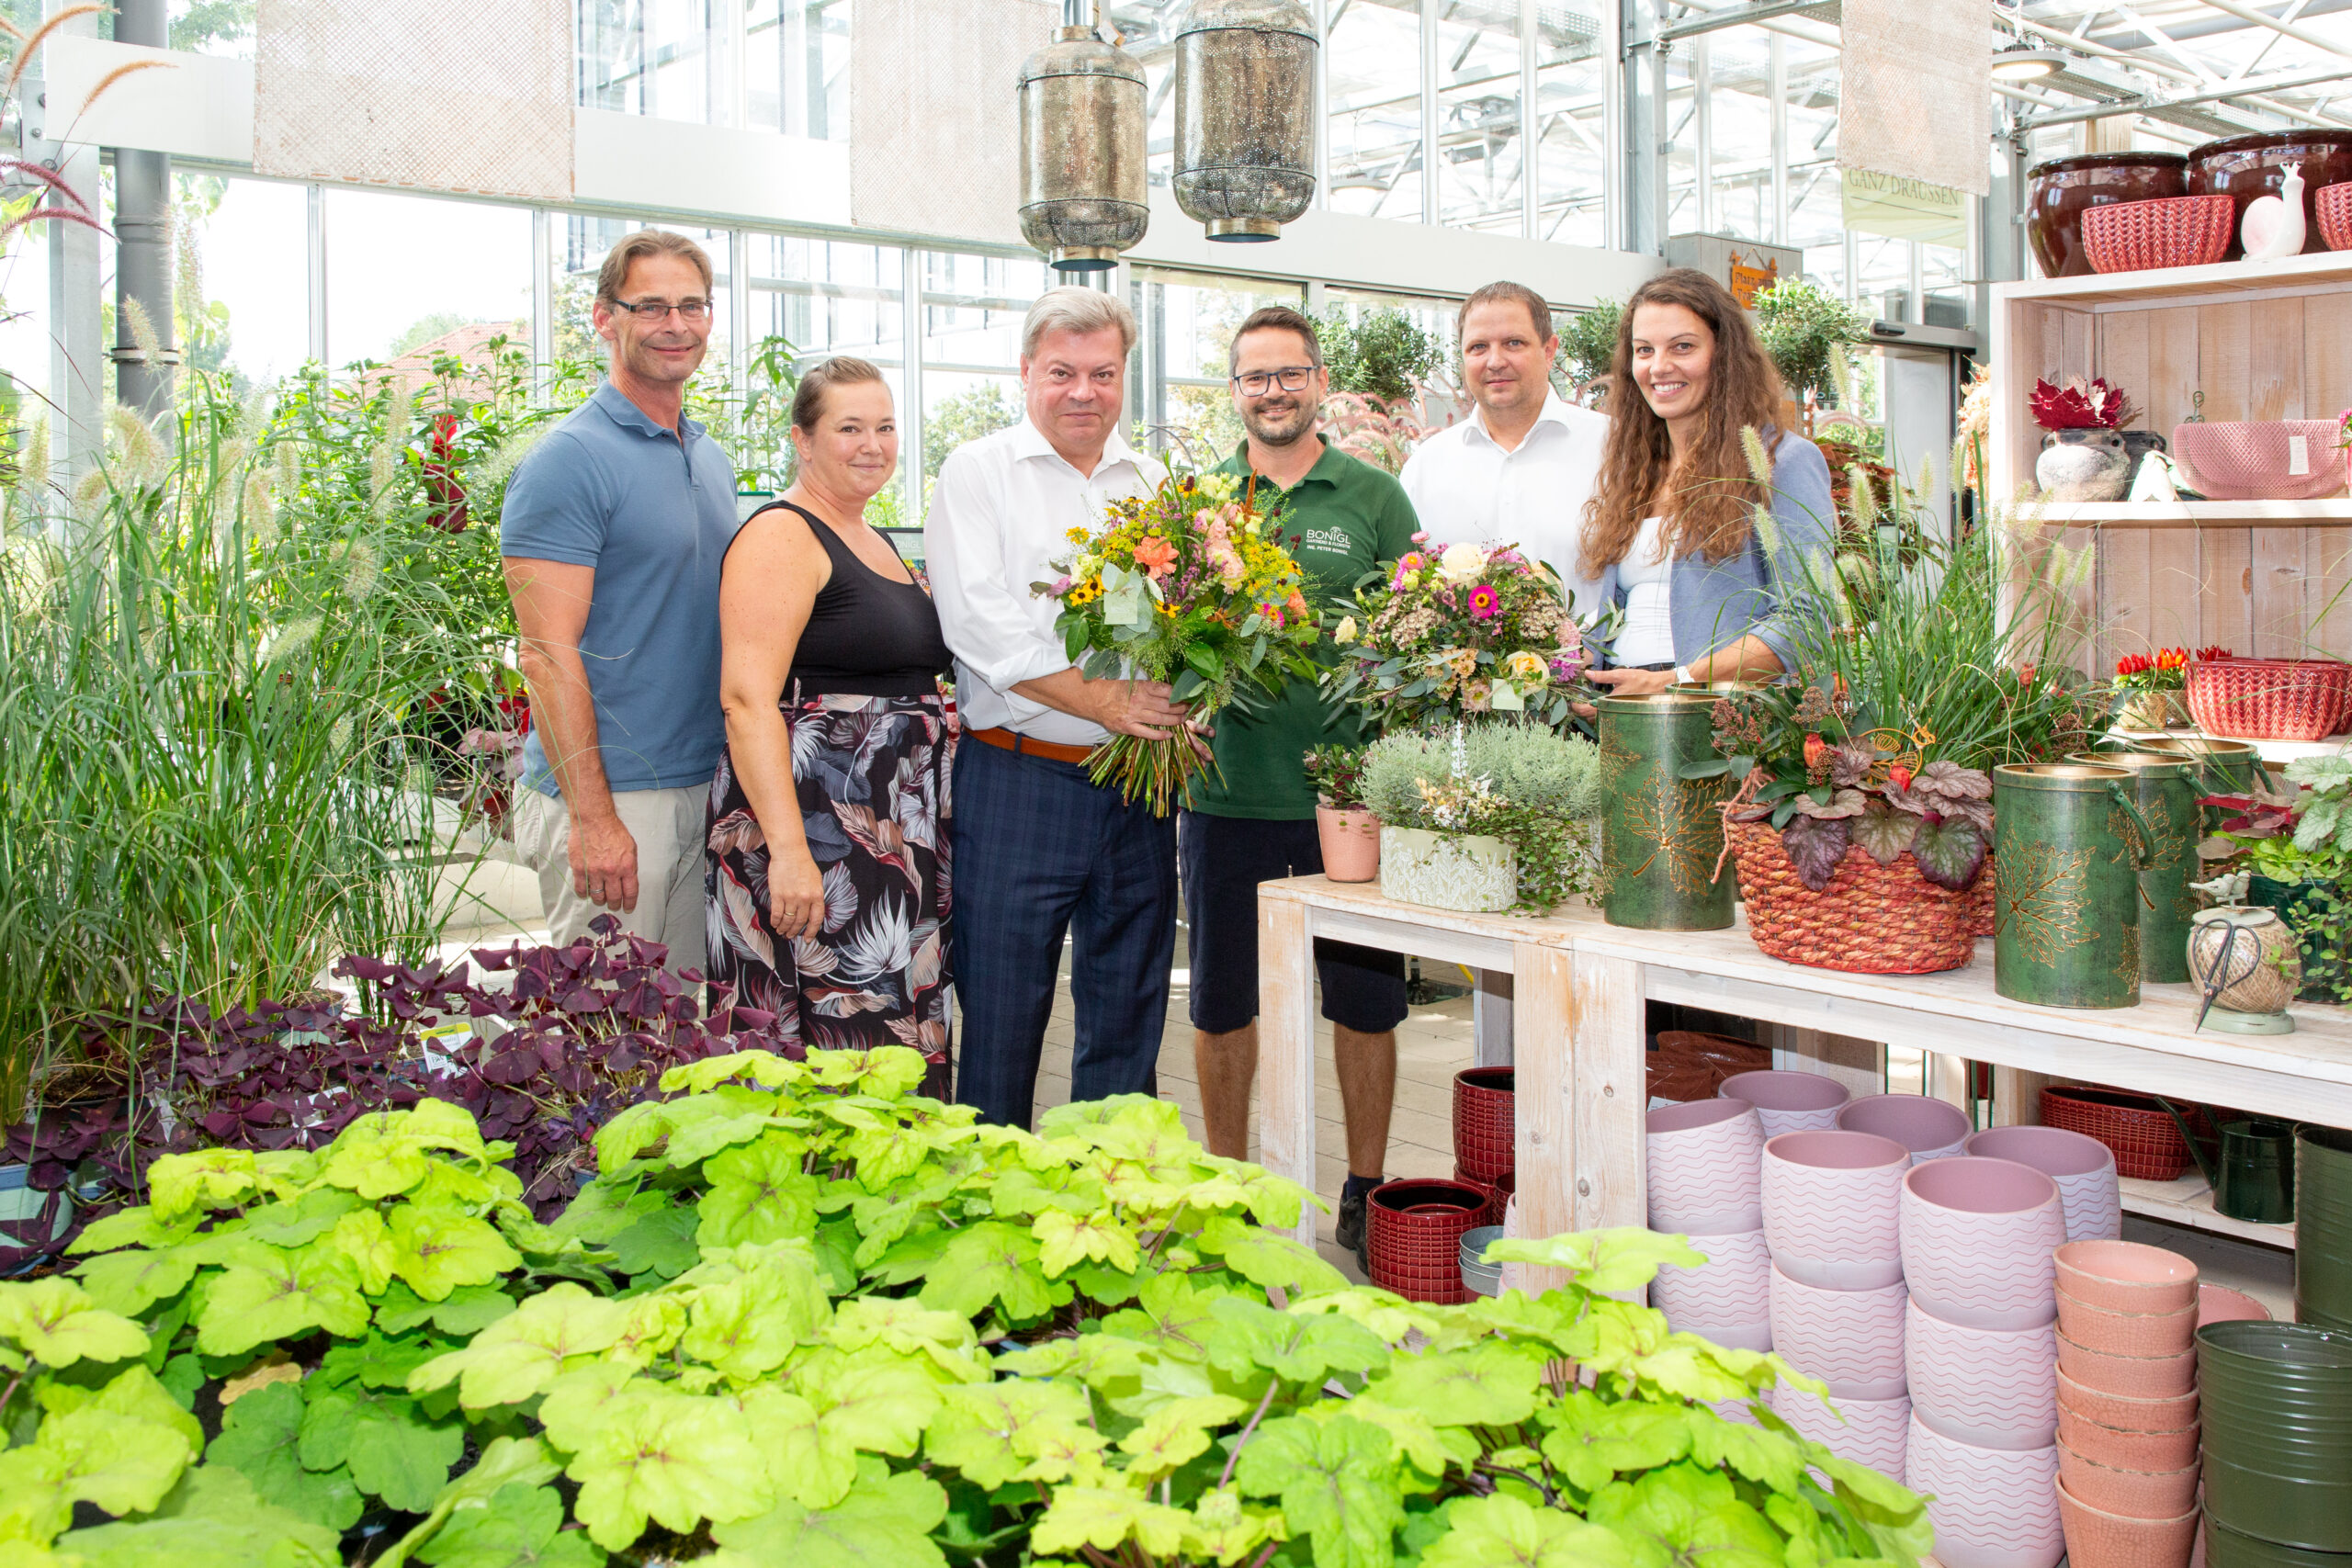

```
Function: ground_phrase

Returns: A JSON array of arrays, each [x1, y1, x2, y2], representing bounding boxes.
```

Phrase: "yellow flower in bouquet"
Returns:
[[1031, 470, 1324, 814]]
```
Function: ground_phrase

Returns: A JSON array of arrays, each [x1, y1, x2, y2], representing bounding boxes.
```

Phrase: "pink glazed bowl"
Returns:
[[1900, 1156, 2065, 1331], [2053, 1239, 2199, 1314]]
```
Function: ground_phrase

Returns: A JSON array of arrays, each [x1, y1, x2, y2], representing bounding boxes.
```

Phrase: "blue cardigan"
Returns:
[[1593, 430, 1835, 673]]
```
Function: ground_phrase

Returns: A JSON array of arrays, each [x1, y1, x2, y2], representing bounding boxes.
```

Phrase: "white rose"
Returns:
[[1438, 541, 1487, 584], [1334, 615, 1358, 644]]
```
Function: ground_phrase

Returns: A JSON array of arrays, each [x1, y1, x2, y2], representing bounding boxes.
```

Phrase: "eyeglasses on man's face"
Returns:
[[1231, 366, 1315, 396], [609, 298, 714, 322]]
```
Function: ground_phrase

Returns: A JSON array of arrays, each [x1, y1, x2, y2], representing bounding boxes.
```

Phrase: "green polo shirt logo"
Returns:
[[1188, 437, 1422, 821]]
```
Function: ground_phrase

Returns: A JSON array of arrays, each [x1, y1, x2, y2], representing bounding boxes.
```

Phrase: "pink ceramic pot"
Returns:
[[1905, 1415, 2064, 1568], [2056, 1293, 2199, 1358], [1769, 1263, 1908, 1399], [1839, 1093, 1973, 1164], [2053, 1239, 2199, 1314], [2055, 1438, 2199, 1520], [1760, 1130, 1908, 1290], [2055, 1366, 2199, 1433], [1315, 805, 1381, 883], [2196, 1283, 2272, 1326], [2056, 1404, 2200, 1472], [1651, 1225, 1772, 1334], [1906, 1296, 2058, 1450], [1900, 1156, 2066, 1331], [2055, 1332, 2197, 1398], [2055, 1477, 2199, 1568], [1772, 1382, 1910, 1477], [1719, 1069, 1850, 1138], [1645, 1099, 1766, 1234], [1965, 1125, 2123, 1243], [1704, 1394, 1763, 1427]]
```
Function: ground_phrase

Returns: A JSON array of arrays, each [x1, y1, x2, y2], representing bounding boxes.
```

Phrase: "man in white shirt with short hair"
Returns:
[[925, 286, 1182, 1130], [1401, 279, 1609, 615]]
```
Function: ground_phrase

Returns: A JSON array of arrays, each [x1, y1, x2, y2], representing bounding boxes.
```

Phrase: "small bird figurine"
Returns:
[[2242, 162, 2307, 260]]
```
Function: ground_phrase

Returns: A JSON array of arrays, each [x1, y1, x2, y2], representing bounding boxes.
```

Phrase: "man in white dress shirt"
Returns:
[[925, 288, 1185, 1128], [1400, 280, 1610, 615]]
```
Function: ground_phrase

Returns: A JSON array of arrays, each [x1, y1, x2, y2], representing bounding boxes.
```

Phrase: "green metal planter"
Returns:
[[1992, 762, 2155, 1009], [1598, 693, 1734, 931], [2138, 734, 2263, 830], [2069, 750, 2199, 982]]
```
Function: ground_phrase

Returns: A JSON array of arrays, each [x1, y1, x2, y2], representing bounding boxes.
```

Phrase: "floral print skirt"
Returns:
[[705, 691, 954, 1098]]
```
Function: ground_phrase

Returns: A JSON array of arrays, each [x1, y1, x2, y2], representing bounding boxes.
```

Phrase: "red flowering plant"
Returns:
[[2115, 648, 2189, 693], [1326, 537, 1604, 732], [2030, 376, 2137, 431], [1034, 468, 1323, 814]]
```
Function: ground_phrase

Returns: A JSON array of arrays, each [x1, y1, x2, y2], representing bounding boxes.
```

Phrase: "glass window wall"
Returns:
[[1434, 3, 1525, 234], [325, 188, 533, 368], [1325, 0, 1424, 221], [1532, 0, 1607, 247], [1129, 267, 1304, 462], [746, 0, 849, 138]]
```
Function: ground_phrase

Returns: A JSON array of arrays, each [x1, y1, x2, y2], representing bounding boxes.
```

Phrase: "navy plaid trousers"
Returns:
[[949, 735, 1176, 1128]]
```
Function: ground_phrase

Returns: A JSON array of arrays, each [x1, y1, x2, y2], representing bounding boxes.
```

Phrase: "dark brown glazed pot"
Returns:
[[2188, 130, 2352, 258], [2027, 152, 2188, 277]]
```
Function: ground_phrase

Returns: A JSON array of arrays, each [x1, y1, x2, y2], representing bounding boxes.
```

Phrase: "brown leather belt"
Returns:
[[967, 725, 1095, 766]]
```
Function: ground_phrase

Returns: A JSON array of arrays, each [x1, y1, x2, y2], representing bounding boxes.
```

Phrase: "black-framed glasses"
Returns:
[[609, 298, 713, 321], [1232, 366, 1315, 395]]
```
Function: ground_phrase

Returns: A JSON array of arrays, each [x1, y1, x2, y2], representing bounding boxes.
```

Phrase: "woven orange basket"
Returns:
[[2186, 657, 2351, 742], [1727, 818, 1980, 975], [1967, 852, 1996, 939]]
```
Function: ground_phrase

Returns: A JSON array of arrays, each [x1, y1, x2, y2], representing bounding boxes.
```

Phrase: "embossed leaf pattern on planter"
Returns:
[[1997, 842, 2099, 968], [1377, 828, 1517, 913]]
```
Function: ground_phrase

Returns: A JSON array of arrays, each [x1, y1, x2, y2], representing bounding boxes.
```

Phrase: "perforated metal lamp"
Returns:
[[1172, 0, 1317, 243], [1016, 1, 1149, 273]]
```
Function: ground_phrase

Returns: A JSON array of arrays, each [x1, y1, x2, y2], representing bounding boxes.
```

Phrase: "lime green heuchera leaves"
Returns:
[[3, 1047, 1934, 1568]]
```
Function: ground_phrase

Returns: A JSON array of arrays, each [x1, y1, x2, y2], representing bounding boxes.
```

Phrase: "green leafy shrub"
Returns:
[[4, 1047, 1932, 1567], [1751, 281, 1871, 407], [1316, 307, 1442, 407], [1556, 300, 1623, 395]]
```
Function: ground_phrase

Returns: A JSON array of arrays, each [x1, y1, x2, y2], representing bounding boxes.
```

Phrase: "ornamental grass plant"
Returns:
[[0, 379, 497, 1120]]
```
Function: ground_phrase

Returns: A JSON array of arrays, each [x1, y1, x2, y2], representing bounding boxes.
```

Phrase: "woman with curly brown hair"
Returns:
[[1578, 267, 1835, 697]]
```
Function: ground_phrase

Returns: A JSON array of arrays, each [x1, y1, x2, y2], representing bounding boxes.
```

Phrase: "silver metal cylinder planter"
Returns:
[[1172, 0, 1317, 243], [1016, 9, 1149, 272]]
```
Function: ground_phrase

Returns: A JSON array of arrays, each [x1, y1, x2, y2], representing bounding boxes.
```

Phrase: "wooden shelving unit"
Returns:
[[2119, 1171, 2297, 1248], [1988, 254, 2352, 678]]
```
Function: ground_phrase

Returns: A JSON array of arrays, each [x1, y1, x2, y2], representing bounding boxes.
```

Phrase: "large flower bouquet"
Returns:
[[1326, 538, 1596, 730], [1033, 469, 1322, 814]]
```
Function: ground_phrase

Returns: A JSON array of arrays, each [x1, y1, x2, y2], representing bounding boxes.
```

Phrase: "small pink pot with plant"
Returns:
[[1306, 745, 1380, 883]]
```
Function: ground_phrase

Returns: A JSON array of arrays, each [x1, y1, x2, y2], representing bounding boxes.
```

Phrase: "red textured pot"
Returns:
[[2320, 178, 2352, 250], [2187, 130, 2352, 258], [2028, 152, 2188, 277], [1452, 1066, 1513, 1181], [1315, 804, 1380, 883], [1366, 1178, 1488, 1304]]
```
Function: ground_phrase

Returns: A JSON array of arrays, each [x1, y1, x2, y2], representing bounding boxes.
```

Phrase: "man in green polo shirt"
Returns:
[[1182, 304, 1420, 1271]]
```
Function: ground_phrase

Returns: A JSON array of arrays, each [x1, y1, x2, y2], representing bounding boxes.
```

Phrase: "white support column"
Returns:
[[530, 209, 554, 397], [899, 243, 925, 525], [1769, 32, 1788, 247], [1420, 0, 1441, 226], [1312, 0, 1330, 209], [1519, 0, 1538, 241], [729, 228, 752, 405], [307, 184, 329, 366], [1601, 0, 1625, 252], [1691, 34, 1712, 236]]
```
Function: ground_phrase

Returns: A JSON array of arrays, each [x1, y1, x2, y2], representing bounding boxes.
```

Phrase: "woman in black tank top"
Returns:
[[707, 359, 956, 1096]]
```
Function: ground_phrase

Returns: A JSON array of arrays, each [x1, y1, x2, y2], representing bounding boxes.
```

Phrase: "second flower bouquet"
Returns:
[[1033, 470, 1323, 815]]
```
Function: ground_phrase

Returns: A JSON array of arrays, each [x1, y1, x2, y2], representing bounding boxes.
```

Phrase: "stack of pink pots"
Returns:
[[1899, 1156, 2069, 1568], [1759, 1127, 1912, 1477], [1644, 1099, 1769, 1348], [1838, 1092, 1973, 1164], [2051, 1239, 2203, 1568]]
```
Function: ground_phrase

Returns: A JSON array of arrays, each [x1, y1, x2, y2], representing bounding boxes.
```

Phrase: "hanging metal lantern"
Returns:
[[1017, 3, 1148, 273], [1173, 0, 1317, 243]]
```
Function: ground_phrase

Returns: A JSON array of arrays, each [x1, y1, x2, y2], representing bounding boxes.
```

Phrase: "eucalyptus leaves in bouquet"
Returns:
[[1364, 724, 1605, 912]]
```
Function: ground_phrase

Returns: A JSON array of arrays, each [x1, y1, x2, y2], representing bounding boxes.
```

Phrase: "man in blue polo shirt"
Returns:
[[501, 229, 739, 975]]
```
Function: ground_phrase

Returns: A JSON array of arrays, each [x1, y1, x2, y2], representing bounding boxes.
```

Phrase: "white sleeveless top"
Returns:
[[1616, 515, 1675, 667]]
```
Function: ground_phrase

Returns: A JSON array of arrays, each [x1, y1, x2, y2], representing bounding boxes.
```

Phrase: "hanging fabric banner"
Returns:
[[252, 0, 571, 200], [852, 0, 1051, 247], [1840, 169, 1970, 245], [1838, 0, 1990, 198]]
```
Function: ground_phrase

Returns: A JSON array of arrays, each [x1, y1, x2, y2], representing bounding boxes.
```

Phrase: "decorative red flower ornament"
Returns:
[[2030, 376, 2134, 431]]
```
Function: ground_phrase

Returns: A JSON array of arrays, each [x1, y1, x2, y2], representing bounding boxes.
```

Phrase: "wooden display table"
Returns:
[[1257, 876, 2352, 1268]]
